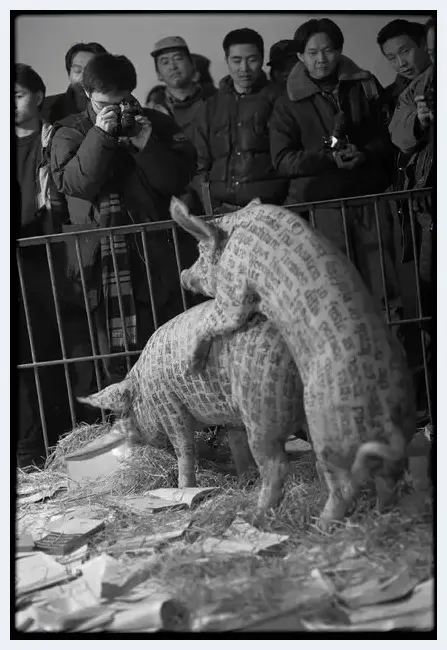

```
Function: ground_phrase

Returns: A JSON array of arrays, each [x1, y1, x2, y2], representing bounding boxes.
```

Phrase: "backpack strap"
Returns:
[[37, 122, 70, 227]]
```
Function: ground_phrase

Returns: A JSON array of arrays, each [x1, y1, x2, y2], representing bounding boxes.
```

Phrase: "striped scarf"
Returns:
[[99, 193, 137, 353]]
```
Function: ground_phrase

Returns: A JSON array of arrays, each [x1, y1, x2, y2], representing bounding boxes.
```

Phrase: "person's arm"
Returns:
[[358, 76, 395, 165], [130, 109, 197, 196], [50, 114, 119, 201], [269, 96, 335, 177], [389, 78, 433, 155]]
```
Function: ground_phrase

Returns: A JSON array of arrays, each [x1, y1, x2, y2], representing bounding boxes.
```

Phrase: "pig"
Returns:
[[170, 197, 416, 529], [79, 299, 307, 519]]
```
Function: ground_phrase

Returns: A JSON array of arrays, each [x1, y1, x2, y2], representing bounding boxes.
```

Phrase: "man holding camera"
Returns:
[[50, 52, 197, 390], [388, 18, 434, 424]]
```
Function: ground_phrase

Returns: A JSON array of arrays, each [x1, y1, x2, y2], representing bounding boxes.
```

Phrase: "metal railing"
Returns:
[[16, 188, 433, 458]]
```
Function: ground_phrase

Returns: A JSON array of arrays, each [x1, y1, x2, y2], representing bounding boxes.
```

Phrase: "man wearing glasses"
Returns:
[[50, 52, 197, 393]]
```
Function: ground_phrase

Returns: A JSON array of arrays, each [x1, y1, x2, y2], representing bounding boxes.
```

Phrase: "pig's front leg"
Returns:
[[189, 281, 257, 373], [165, 416, 197, 488]]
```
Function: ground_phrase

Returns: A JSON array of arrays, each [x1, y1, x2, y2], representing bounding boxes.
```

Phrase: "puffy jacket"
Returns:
[[191, 72, 289, 209], [148, 83, 216, 143], [389, 66, 434, 158], [269, 56, 394, 203], [50, 103, 197, 308]]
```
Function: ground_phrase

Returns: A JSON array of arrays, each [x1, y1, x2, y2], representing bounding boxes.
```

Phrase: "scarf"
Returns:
[[98, 193, 137, 353]]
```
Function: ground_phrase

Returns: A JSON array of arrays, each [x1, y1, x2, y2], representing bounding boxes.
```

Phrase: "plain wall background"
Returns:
[[15, 11, 431, 104]]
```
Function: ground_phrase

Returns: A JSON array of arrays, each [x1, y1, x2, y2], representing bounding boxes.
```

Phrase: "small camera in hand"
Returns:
[[115, 99, 143, 137]]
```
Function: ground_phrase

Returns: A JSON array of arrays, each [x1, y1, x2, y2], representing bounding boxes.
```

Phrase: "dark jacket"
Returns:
[[148, 83, 216, 143], [269, 56, 394, 204], [50, 104, 197, 308], [42, 85, 90, 124], [148, 83, 217, 214], [381, 75, 411, 124], [191, 72, 289, 209]]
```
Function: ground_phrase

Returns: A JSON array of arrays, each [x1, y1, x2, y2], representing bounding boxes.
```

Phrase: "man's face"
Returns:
[[69, 50, 96, 87], [226, 43, 263, 92], [381, 34, 429, 80], [426, 27, 435, 65], [87, 89, 131, 115], [156, 49, 194, 89], [15, 83, 42, 125], [299, 32, 341, 81]]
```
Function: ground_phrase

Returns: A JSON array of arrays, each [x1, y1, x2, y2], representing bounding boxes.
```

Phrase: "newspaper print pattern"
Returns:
[[176, 200, 416, 526]]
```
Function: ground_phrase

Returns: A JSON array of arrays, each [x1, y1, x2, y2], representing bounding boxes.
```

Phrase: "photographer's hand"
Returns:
[[95, 106, 119, 134], [415, 95, 434, 130], [128, 115, 153, 152], [333, 144, 365, 170]]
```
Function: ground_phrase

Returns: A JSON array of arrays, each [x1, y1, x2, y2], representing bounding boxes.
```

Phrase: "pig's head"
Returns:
[[170, 196, 226, 297], [78, 379, 173, 452]]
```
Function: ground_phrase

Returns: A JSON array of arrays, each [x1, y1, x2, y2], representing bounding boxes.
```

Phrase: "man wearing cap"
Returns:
[[267, 39, 299, 91], [191, 28, 288, 214], [147, 36, 216, 215]]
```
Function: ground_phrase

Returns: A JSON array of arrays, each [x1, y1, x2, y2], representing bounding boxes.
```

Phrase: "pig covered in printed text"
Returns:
[[170, 197, 416, 529], [79, 299, 306, 519]]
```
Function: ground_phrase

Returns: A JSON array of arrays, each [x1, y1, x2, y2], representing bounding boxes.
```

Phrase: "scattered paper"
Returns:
[[105, 594, 191, 632], [337, 566, 416, 608], [18, 483, 67, 505], [44, 516, 105, 536], [55, 544, 89, 575], [81, 554, 152, 600], [106, 527, 188, 556], [302, 578, 434, 631], [148, 487, 218, 508], [198, 517, 289, 555], [16, 552, 69, 597], [109, 494, 181, 514], [17, 530, 35, 554]]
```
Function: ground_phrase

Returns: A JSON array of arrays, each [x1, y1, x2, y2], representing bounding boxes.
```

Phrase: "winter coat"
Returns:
[[389, 66, 434, 160], [42, 85, 90, 124], [148, 83, 216, 143], [49, 103, 197, 310], [191, 72, 289, 209], [148, 83, 217, 215], [269, 56, 394, 204]]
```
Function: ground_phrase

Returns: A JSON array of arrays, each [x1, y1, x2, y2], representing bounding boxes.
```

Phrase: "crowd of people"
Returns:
[[15, 16, 434, 468]]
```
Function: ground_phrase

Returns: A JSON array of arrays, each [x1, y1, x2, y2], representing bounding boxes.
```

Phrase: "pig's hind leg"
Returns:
[[226, 427, 258, 485], [246, 427, 289, 523]]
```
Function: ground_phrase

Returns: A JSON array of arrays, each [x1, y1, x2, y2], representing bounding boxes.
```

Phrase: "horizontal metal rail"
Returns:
[[15, 188, 434, 460]]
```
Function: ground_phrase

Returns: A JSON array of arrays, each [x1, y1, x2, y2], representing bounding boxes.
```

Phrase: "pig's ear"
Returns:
[[78, 378, 132, 413], [170, 196, 217, 242]]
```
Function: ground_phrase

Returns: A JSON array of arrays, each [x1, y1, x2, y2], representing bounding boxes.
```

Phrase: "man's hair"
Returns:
[[223, 28, 264, 59], [15, 64, 46, 106], [425, 16, 435, 36], [82, 53, 137, 95], [65, 42, 107, 74], [377, 19, 426, 51], [294, 18, 344, 54]]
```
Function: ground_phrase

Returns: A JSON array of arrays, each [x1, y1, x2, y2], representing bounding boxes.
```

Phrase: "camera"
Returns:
[[114, 98, 142, 137]]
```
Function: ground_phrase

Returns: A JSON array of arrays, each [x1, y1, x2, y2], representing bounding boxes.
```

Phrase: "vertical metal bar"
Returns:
[[171, 224, 189, 313], [408, 198, 432, 423], [140, 229, 159, 331], [373, 198, 391, 325], [16, 248, 49, 457], [309, 207, 317, 230], [108, 232, 132, 372], [74, 236, 105, 422], [340, 200, 352, 261], [45, 240, 76, 427]]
